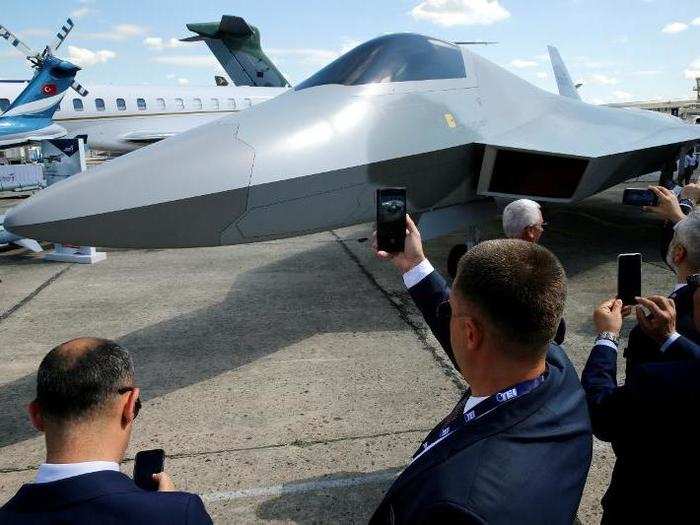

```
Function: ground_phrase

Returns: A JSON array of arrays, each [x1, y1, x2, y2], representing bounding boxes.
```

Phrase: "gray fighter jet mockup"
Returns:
[[5, 34, 700, 247]]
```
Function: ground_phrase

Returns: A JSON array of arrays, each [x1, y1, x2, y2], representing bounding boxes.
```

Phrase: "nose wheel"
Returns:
[[447, 226, 481, 279]]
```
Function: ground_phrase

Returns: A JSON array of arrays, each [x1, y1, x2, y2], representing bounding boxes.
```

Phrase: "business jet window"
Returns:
[[156, 98, 166, 110], [95, 98, 105, 112], [296, 33, 466, 90], [174, 98, 184, 110], [73, 98, 84, 111], [226, 98, 236, 109], [116, 98, 126, 111], [0, 98, 10, 112], [193, 98, 202, 110], [211, 98, 220, 110], [136, 98, 147, 111]]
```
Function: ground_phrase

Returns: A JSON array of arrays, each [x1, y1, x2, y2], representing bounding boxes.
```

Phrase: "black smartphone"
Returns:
[[618, 253, 642, 306], [376, 187, 407, 253], [622, 188, 659, 207], [134, 448, 165, 491]]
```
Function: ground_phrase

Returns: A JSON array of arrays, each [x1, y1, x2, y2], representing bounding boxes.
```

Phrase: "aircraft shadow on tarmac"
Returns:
[[0, 238, 417, 449], [0, 191, 673, 451], [254, 468, 401, 523]]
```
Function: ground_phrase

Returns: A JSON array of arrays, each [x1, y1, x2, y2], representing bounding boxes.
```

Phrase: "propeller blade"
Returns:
[[0, 23, 37, 58], [52, 18, 74, 51], [71, 81, 88, 97]]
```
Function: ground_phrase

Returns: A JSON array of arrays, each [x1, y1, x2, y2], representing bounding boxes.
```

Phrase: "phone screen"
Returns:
[[376, 188, 407, 253], [134, 449, 165, 491], [618, 253, 642, 306], [622, 188, 658, 207]]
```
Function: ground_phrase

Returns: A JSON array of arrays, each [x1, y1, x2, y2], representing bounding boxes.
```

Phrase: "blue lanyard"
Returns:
[[413, 373, 546, 462]]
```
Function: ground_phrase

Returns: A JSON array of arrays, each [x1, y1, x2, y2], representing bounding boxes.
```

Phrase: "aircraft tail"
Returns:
[[182, 15, 290, 88], [547, 45, 581, 100], [1, 55, 78, 120]]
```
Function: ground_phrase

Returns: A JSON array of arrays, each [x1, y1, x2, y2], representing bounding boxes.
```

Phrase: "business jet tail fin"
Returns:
[[182, 15, 290, 88], [547, 45, 581, 100]]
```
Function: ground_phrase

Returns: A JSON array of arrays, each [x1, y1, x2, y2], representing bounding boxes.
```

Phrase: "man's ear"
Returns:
[[121, 387, 140, 427], [674, 245, 687, 266], [29, 400, 45, 432], [462, 317, 483, 352], [521, 227, 535, 243]]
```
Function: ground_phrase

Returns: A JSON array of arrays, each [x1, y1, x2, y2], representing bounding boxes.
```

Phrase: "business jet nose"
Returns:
[[5, 117, 254, 248]]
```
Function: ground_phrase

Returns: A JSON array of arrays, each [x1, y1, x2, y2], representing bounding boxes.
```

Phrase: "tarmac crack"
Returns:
[[0, 265, 71, 324], [0, 427, 433, 473], [330, 230, 465, 392]]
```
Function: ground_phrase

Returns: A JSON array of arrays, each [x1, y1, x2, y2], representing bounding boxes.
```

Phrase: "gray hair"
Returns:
[[673, 210, 700, 271], [502, 199, 542, 238]]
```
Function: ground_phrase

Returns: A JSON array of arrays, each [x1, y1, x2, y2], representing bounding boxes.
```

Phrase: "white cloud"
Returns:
[[588, 74, 619, 85], [177, 78, 189, 85], [70, 7, 96, 20], [18, 28, 51, 38], [684, 58, 700, 80], [267, 48, 340, 68], [612, 90, 633, 100], [410, 0, 510, 27], [691, 17, 700, 26], [151, 55, 221, 69], [67, 45, 116, 67], [536, 72, 549, 79], [509, 59, 538, 69], [143, 36, 186, 51], [631, 69, 661, 76], [82, 24, 147, 41], [662, 22, 688, 34]]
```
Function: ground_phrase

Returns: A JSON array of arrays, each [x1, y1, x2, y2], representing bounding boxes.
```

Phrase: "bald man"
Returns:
[[0, 338, 212, 524]]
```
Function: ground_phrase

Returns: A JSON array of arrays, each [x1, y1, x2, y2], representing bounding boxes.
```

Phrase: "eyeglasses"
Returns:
[[117, 387, 142, 419]]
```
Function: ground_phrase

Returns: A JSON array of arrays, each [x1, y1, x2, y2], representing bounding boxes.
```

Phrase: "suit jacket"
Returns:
[[0, 470, 212, 525], [370, 271, 592, 525], [624, 283, 700, 372], [582, 338, 700, 523]]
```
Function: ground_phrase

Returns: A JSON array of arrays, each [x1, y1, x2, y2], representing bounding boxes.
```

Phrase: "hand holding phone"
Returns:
[[376, 188, 407, 253], [618, 253, 642, 306], [622, 188, 658, 207], [134, 448, 165, 491]]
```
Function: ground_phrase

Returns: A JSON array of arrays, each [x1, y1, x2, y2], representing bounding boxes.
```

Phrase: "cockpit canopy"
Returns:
[[295, 33, 466, 91]]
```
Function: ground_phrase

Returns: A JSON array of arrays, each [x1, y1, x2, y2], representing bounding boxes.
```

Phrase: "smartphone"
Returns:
[[376, 187, 407, 253], [622, 188, 659, 207], [134, 448, 165, 491], [618, 253, 642, 306]]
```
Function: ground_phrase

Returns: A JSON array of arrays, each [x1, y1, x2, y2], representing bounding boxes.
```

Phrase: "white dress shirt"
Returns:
[[35, 461, 120, 484], [402, 259, 435, 289]]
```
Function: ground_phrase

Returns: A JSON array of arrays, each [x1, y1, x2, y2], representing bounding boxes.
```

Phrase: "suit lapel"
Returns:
[[385, 360, 559, 499]]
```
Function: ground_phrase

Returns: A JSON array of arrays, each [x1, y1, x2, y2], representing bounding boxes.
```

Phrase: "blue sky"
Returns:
[[1, 0, 699, 104]]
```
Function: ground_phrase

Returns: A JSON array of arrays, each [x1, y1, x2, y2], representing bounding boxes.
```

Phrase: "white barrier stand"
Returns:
[[41, 138, 106, 264], [44, 244, 107, 264]]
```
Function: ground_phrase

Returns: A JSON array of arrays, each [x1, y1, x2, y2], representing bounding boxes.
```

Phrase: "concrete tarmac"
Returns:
[[0, 182, 678, 524]]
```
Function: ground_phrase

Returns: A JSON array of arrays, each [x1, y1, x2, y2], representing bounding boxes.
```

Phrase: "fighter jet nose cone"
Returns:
[[7, 117, 255, 248]]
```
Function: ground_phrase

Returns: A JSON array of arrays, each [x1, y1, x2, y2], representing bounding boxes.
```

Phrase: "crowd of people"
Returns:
[[1, 180, 699, 524]]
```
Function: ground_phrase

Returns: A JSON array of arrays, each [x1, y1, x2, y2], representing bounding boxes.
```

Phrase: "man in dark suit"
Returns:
[[0, 338, 212, 524], [582, 295, 700, 523], [629, 188, 700, 369], [370, 217, 592, 524]]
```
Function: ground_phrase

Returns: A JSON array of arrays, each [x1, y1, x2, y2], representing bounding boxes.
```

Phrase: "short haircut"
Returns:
[[673, 210, 700, 272], [502, 199, 542, 238], [454, 239, 566, 354], [36, 338, 134, 421]]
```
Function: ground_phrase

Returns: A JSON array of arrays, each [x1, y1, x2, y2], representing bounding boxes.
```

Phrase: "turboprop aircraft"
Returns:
[[0, 19, 86, 148], [5, 33, 700, 249]]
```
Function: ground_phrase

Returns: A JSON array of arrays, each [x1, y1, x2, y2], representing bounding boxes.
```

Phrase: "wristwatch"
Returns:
[[596, 331, 620, 346]]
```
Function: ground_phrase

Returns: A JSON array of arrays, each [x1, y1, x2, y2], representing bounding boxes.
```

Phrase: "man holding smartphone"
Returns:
[[370, 217, 591, 524], [582, 295, 700, 523], [0, 338, 212, 525]]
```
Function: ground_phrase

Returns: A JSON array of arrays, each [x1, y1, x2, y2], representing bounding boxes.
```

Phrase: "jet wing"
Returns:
[[120, 131, 177, 144]]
